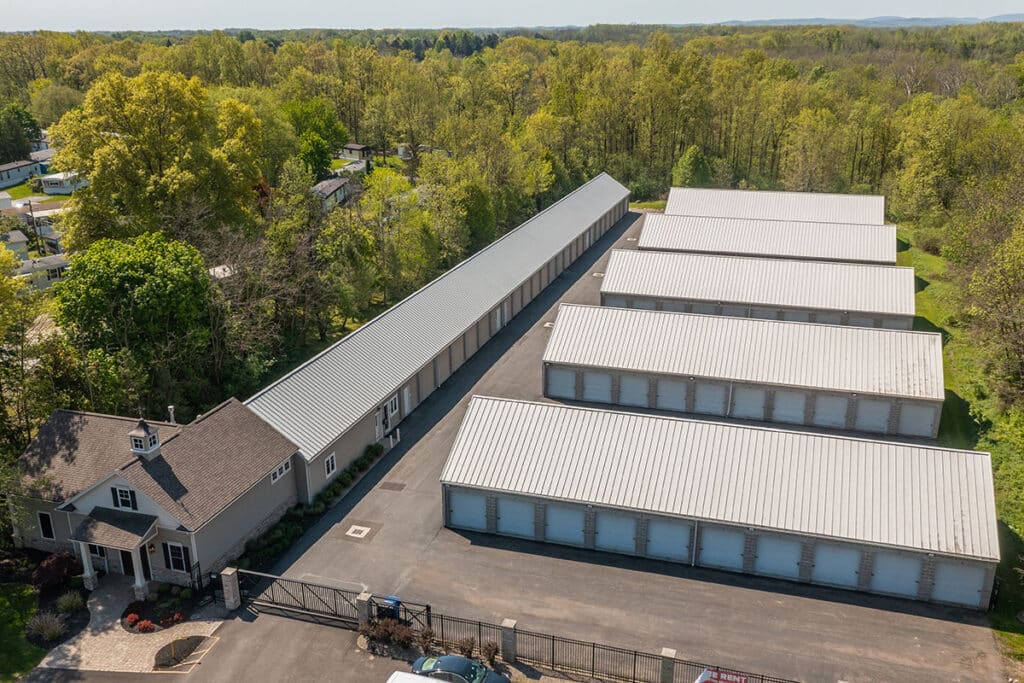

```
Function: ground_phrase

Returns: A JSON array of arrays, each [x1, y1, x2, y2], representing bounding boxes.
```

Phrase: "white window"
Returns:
[[131, 436, 145, 451], [165, 543, 187, 572], [325, 453, 337, 478], [147, 434, 158, 449], [38, 512, 55, 540], [387, 394, 399, 416], [270, 459, 291, 484], [88, 544, 105, 558], [114, 487, 135, 509]]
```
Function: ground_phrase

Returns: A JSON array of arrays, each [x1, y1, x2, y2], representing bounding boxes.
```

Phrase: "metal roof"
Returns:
[[247, 174, 630, 458], [543, 305, 945, 401], [637, 213, 897, 264], [665, 188, 885, 225], [442, 397, 999, 562], [601, 250, 915, 318]]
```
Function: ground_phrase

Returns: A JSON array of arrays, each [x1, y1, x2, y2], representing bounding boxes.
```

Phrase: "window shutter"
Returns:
[[111, 487, 119, 508], [182, 545, 192, 571], [162, 542, 171, 569], [129, 490, 138, 510]]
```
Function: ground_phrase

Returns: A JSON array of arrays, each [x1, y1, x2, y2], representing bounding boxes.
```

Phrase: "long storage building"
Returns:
[[637, 213, 897, 265], [441, 397, 998, 610], [664, 187, 885, 225], [600, 249, 915, 329], [247, 174, 630, 503], [542, 304, 944, 438]]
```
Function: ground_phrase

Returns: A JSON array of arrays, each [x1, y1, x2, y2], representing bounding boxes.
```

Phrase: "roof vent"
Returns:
[[129, 419, 161, 459]]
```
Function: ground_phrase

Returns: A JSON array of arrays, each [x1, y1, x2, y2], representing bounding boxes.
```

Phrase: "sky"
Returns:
[[4, 0, 1023, 32]]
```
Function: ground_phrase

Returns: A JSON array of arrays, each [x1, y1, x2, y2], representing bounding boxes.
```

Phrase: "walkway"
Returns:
[[38, 576, 226, 673]]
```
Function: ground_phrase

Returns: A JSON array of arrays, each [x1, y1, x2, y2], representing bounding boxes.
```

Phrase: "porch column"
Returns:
[[78, 542, 98, 590], [131, 545, 148, 600]]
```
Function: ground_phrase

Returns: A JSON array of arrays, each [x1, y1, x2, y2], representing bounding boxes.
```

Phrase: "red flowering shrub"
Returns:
[[159, 616, 173, 628], [172, 612, 186, 623], [126, 614, 140, 627], [136, 620, 156, 633]]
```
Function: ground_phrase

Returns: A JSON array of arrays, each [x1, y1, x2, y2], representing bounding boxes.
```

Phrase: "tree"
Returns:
[[0, 103, 39, 164], [298, 130, 332, 180], [28, 80, 84, 127], [283, 96, 349, 151], [780, 108, 847, 193], [672, 145, 712, 187]]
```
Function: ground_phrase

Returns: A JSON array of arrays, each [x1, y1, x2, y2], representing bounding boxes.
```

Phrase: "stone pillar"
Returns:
[[500, 619, 517, 664], [78, 542, 98, 590], [131, 545, 148, 600], [221, 567, 241, 610], [659, 648, 676, 683], [357, 591, 373, 627]]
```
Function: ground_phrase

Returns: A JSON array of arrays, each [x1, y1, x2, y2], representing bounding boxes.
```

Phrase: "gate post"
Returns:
[[659, 647, 676, 683], [357, 591, 373, 627], [221, 567, 241, 611], [500, 618, 517, 664]]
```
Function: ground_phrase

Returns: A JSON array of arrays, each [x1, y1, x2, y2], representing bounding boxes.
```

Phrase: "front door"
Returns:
[[120, 550, 134, 577], [139, 547, 152, 580]]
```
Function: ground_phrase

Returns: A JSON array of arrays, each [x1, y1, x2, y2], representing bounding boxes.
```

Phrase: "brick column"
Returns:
[[500, 619, 517, 663], [357, 591, 373, 627], [857, 551, 875, 591], [742, 532, 759, 573], [221, 567, 241, 610], [583, 509, 597, 550], [79, 542, 98, 591], [659, 648, 676, 683]]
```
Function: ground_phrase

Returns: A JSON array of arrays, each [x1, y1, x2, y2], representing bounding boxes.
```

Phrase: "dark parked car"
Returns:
[[410, 655, 510, 683]]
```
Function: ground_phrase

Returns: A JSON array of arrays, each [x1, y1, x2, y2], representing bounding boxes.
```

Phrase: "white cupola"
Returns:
[[129, 419, 160, 459]]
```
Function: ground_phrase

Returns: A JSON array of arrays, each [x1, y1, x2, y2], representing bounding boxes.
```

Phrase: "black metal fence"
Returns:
[[237, 568, 360, 625], [431, 613, 502, 654]]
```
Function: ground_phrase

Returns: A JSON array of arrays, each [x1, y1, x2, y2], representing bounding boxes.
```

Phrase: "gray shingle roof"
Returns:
[[71, 508, 157, 551], [312, 176, 350, 197], [247, 173, 630, 459], [2, 229, 28, 244]]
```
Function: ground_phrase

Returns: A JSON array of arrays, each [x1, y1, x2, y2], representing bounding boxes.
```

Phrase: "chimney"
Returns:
[[167, 405, 176, 426]]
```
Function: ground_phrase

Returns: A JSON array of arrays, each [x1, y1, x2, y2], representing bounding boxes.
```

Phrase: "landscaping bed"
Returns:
[[20, 553, 92, 650], [121, 583, 200, 633], [154, 635, 206, 669]]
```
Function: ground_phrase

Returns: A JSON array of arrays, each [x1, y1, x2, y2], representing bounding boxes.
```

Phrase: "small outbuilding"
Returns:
[[600, 249, 915, 329], [312, 176, 351, 211], [664, 187, 885, 225], [441, 397, 998, 610]]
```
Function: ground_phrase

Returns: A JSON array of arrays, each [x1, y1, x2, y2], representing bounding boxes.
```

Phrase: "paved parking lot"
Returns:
[[204, 212, 1003, 682]]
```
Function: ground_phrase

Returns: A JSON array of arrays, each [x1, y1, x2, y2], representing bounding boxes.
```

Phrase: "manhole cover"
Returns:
[[379, 482, 406, 491], [346, 525, 371, 539]]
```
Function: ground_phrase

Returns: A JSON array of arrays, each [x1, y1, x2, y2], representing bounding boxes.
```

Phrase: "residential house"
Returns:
[[2, 229, 30, 259], [31, 135, 50, 153], [0, 160, 41, 190], [30, 148, 56, 174], [312, 176, 350, 212], [40, 172, 87, 195], [0, 191, 11, 210], [16, 254, 69, 289], [14, 399, 301, 598], [340, 143, 373, 161]]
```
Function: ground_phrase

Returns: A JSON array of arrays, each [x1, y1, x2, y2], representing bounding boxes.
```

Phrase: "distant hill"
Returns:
[[720, 14, 1024, 27]]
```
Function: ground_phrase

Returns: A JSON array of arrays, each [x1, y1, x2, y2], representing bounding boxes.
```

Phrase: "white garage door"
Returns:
[[854, 398, 891, 433], [583, 371, 612, 403], [449, 489, 487, 531], [656, 379, 687, 411], [699, 526, 746, 571], [754, 536, 802, 579], [898, 403, 938, 437], [931, 561, 987, 607], [870, 552, 922, 598], [811, 543, 862, 588], [772, 390, 806, 424], [812, 394, 848, 428], [694, 383, 727, 415], [604, 295, 627, 308], [619, 375, 649, 408], [496, 498, 534, 538], [732, 386, 767, 420], [545, 505, 585, 546], [783, 309, 811, 322], [646, 518, 691, 562], [595, 511, 636, 554], [546, 367, 576, 399], [815, 312, 842, 325], [633, 298, 657, 310]]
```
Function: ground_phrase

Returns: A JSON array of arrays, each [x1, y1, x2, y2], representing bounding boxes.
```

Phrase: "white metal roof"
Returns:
[[442, 397, 999, 562], [601, 250, 915, 318], [543, 305, 945, 401], [246, 173, 630, 459], [638, 213, 897, 264], [664, 188, 885, 225]]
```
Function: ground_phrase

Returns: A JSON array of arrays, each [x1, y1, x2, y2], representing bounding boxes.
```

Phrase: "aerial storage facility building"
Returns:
[[247, 174, 629, 503], [637, 213, 897, 265], [600, 249, 915, 329], [542, 304, 944, 438], [441, 397, 998, 609], [664, 187, 886, 225]]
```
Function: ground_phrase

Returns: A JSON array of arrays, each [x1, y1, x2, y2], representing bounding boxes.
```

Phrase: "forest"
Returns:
[[2, 23, 1024, 607]]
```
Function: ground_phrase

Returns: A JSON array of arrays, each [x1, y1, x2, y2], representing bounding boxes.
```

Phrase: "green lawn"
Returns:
[[2, 181, 66, 203], [0, 584, 47, 682], [629, 199, 666, 210], [330, 158, 347, 170]]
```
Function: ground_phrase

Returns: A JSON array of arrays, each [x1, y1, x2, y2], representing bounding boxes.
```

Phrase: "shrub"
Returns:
[[366, 618, 414, 647], [31, 554, 83, 590], [160, 616, 173, 628], [67, 576, 84, 590], [126, 613, 140, 627], [137, 620, 156, 633], [173, 612, 186, 623], [456, 636, 476, 658], [27, 611, 66, 641], [179, 588, 192, 600], [481, 640, 499, 666], [416, 627, 435, 654], [56, 591, 85, 614], [339, 472, 353, 487], [367, 443, 384, 458], [157, 583, 172, 594]]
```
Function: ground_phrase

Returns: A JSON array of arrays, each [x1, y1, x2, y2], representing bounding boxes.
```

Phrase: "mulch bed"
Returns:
[[25, 585, 92, 649], [120, 587, 202, 633], [154, 635, 206, 669]]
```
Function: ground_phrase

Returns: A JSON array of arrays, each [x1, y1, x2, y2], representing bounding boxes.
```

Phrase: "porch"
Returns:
[[71, 507, 158, 600]]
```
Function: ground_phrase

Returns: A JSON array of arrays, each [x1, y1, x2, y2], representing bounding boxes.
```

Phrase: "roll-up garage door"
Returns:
[[692, 302, 717, 315], [773, 390, 806, 424], [656, 379, 687, 411], [783, 309, 811, 322], [931, 561, 987, 607], [583, 371, 612, 403], [594, 511, 636, 554], [848, 315, 876, 327], [897, 403, 938, 437], [750, 307, 777, 320], [881, 318, 911, 330], [619, 375, 649, 408], [815, 312, 843, 325], [732, 386, 767, 420], [449, 489, 487, 531], [753, 536, 802, 579], [854, 398, 891, 433], [496, 497, 535, 539], [720, 305, 747, 317], [646, 518, 691, 562], [699, 526, 745, 570], [812, 395, 848, 428], [694, 383, 727, 415], [811, 543, 862, 588], [546, 367, 576, 399], [545, 505, 585, 546], [870, 552, 922, 598], [604, 295, 627, 308], [633, 299, 656, 311], [663, 300, 689, 313]]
